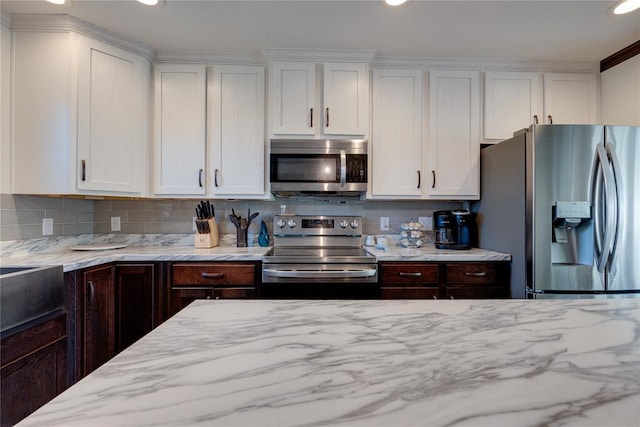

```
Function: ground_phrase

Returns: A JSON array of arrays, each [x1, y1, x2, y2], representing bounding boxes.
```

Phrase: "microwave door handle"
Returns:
[[340, 150, 346, 187]]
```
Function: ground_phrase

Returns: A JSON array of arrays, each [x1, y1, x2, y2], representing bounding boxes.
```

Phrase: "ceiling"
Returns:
[[1, 0, 639, 64]]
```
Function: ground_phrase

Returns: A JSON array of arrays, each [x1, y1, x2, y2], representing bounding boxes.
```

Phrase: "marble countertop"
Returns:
[[18, 299, 640, 427], [1, 234, 510, 272]]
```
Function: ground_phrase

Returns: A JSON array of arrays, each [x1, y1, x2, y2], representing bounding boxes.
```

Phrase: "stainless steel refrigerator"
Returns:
[[473, 125, 640, 298]]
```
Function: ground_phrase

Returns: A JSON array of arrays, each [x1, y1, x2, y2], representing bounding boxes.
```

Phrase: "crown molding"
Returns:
[[154, 51, 265, 65], [370, 54, 600, 73], [262, 47, 377, 63], [9, 14, 155, 61]]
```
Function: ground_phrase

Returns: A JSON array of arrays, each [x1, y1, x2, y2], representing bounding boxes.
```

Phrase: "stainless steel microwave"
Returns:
[[270, 139, 368, 197]]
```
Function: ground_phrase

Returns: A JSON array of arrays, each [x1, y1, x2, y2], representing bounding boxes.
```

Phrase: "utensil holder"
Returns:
[[195, 218, 219, 249], [236, 228, 248, 248]]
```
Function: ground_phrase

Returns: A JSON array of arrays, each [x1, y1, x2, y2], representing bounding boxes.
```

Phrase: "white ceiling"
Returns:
[[2, 0, 639, 64]]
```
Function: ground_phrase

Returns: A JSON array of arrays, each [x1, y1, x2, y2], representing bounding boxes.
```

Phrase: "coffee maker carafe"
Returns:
[[433, 211, 456, 249]]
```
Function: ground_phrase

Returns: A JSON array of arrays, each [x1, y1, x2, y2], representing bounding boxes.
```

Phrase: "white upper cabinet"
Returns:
[[209, 65, 265, 197], [269, 62, 315, 135], [371, 69, 423, 197], [484, 71, 542, 142], [269, 61, 368, 137], [12, 30, 150, 196], [77, 36, 149, 194], [323, 63, 369, 135], [153, 64, 206, 196], [426, 70, 480, 200], [543, 73, 598, 125]]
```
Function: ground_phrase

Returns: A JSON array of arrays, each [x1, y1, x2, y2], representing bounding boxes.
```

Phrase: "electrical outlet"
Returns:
[[42, 218, 53, 236], [380, 216, 390, 231], [193, 217, 197, 231], [111, 216, 121, 232], [418, 216, 433, 231]]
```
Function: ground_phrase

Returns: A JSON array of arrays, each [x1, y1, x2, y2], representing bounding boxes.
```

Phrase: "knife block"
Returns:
[[195, 218, 219, 249]]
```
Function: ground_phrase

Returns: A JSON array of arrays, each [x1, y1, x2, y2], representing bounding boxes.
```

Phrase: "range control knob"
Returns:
[[350, 219, 359, 229], [339, 219, 348, 229], [276, 219, 287, 229], [287, 219, 297, 228]]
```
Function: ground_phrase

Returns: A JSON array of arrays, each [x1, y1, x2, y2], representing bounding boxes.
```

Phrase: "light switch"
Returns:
[[42, 218, 53, 236], [111, 216, 121, 232], [418, 216, 433, 230], [380, 217, 390, 231]]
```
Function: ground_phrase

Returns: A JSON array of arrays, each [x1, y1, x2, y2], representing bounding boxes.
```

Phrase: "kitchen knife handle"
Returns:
[[326, 107, 329, 127], [431, 170, 436, 189], [399, 272, 422, 277], [533, 115, 539, 124], [81, 160, 86, 181], [310, 108, 313, 127], [202, 272, 224, 279], [417, 170, 421, 189], [214, 169, 219, 187], [547, 115, 553, 124], [465, 272, 487, 277], [86, 281, 94, 304], [198, 169, 203, 187]]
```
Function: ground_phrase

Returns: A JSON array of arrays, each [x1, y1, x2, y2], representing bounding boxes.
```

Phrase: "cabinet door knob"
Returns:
[[547, 115, 553, 124], [86, 281, 95, 304], [465, 272, 487, 277], [202, 272, 224, 279], [399, 272, 421, 277], [533, 115, 539, 124]]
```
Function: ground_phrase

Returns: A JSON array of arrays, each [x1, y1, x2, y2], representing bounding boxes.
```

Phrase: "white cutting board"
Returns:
[[70, 243, 128, 251]]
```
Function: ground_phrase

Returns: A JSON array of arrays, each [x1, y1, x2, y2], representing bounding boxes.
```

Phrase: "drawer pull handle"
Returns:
[[465, 272, 487, 277], [399, 272, 422, 277], [202, 272, 224, 279]]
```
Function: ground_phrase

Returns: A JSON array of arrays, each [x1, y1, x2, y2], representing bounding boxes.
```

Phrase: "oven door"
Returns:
[[270, 153, 342, 192], [261, 263, 378, 299]]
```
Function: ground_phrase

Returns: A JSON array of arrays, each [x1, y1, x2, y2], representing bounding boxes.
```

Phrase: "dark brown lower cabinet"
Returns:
[[80, 264, 115, 379], [0, 312, 68, 427], [114, 263, 162, 353], [168, 262, 258, 317], [379, 261, 510, 299]]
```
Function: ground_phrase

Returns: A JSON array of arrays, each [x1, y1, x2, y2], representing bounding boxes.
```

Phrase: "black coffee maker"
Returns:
[[433, 210, 477, 250]]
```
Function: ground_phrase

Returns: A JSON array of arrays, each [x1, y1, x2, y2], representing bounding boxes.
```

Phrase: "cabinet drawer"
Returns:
[[380, 263, 439, 286], [171, 263, 256, 286], [446, 263, 501, 285], [381, 287, 439, 299]]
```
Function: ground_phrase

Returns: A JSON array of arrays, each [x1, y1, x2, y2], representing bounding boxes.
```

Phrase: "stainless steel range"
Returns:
[[261, 215, 378, 298]]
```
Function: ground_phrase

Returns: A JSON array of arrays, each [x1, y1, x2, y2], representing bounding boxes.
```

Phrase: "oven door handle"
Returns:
[[263, 268, 376, 279]]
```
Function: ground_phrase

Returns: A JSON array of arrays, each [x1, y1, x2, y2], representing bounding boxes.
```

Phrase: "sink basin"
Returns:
[[0, 265, 64, 334]]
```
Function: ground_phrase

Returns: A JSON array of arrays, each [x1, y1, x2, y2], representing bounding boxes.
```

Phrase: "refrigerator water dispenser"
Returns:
[[551, 201, 593, 265]]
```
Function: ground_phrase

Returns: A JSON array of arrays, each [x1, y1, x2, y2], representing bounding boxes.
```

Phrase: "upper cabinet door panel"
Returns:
[[209, 65, 265, 197], [427, 70, 480, 199], [484, 71, 542, 141], [153, 64, 206, 195], [371, 69, 423, 197], [270, 62, 315, 135], [323, 63, 369, 136], [77, 37, 148, 194], [543, 73, 598, 125]]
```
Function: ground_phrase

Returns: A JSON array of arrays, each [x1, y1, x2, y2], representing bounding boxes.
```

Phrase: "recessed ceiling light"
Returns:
[[138, 0, 164, 6], [609, 0, 640, 15], [46, 0, 68, 4], [384, 0, 408, 6]]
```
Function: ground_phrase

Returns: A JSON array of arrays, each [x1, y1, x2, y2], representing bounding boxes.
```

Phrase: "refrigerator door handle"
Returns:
[[591, 144, 617, 273], [605, 142, 622, 275]]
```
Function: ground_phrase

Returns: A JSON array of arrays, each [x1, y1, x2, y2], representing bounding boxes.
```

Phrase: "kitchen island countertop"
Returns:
[[18, 298, 640, 426]]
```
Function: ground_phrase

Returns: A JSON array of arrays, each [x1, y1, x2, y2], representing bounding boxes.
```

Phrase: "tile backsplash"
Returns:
[[0, 194, 461, 242]]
